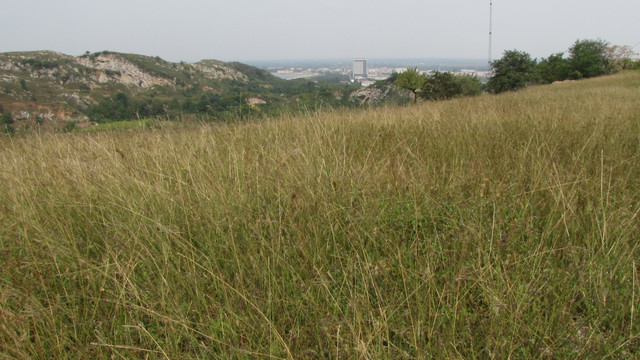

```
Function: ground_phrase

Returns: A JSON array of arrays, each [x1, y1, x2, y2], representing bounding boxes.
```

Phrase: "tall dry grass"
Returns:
[[1, 72, 639, 358]]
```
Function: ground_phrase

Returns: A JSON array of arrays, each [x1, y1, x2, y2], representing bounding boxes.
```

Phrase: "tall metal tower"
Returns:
[[489, 1, 493, 67]]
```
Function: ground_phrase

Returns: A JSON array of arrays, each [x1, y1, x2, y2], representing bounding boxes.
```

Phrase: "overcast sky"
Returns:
[[1, 0, 639, 63]]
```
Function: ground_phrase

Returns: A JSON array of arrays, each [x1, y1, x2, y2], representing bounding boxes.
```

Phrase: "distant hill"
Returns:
[[0, 51, 360, 131]]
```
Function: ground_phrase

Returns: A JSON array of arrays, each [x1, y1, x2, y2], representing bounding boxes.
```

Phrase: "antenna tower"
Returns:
[[489, 1, 493, 67]]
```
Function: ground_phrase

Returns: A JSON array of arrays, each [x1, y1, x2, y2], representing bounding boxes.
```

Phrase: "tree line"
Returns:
[[395, 39, 638, 100], [394, 68, 483, 103], [487, 39, 637, 93]]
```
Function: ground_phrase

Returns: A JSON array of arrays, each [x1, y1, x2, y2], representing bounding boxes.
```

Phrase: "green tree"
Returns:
[[421, 72, 461, 100], [394, 68, 426, 103], [535, 53, 571, 84], [197, 95, 211, 113], [456, 74, 482, 97], [486, 50, 537, 94], [86, 92, 134, 122], [568, 39, 610, 79], [422, 72, 482, 100]]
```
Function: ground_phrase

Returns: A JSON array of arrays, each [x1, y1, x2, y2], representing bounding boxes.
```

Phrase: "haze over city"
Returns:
[[2, 0, 639, 63]]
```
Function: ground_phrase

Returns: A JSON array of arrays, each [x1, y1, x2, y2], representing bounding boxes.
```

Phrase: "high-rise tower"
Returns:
[[353, 58, 367, 78]]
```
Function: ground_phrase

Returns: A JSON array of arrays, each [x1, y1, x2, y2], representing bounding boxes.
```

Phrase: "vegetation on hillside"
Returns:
[[2, 110, 14, 134], [0, 51, 361, 131], [487, 39, 638, 93], [81, 54, 360, 123], [2, 38, 636, 132], [391, 39, 637, 101], [394, 68, 482, 103], [1, 71, 639, 358]]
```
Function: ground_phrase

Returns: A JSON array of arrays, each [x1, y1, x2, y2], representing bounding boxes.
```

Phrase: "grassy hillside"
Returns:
[[1, 72, 639, 358]]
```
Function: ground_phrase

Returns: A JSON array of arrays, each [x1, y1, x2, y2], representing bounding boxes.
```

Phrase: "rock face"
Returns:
[[246, 97, 267, 106], [350, 85, 394, 104], [5, 102, 86, 128], [0, 50, 261, 130], [192, 60, 248, 82], [73, 53, 250, 88], [72, 54, 249, 88], [75, 53, 173, 88]]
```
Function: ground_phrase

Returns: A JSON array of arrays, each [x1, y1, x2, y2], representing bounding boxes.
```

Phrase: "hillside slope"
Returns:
[[1, 72, 639, 358], [0, 51, 357, 131]]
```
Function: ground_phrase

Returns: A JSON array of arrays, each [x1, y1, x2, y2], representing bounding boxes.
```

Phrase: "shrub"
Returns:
[[535, 53, 571, 84], [568, 39, 610, 78], [2, 111, 13, 125], [421, 71, 461, 100], [2, 112, 14, 134], [486, 50, 537, 93], [62, 121, 76, 132], [19, 58, 60, 70]]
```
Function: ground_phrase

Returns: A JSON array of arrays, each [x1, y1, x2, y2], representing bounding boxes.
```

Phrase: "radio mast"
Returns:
[[489, 1, 493, 67]]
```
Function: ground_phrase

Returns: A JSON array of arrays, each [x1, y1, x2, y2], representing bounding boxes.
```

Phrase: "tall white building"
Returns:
[[353, 58, 367, 78]]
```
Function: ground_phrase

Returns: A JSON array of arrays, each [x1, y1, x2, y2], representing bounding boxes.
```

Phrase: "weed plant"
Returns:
[[1, 72, 639, 358]]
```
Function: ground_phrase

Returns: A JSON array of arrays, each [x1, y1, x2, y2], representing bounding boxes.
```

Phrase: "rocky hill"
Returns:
[[1, 50, 360, 131]]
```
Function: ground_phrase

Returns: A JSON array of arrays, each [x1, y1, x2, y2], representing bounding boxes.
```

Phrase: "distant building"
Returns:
[[353, 58, 367, 78]]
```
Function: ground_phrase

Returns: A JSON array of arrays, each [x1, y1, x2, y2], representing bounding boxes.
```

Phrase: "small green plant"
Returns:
[[2, 111, 14, 134], [62, 121, 76, 132], [2, 111, 13, 125]]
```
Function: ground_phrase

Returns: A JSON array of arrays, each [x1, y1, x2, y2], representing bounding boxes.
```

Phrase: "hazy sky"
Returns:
[[2, 0, 639, 62]]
